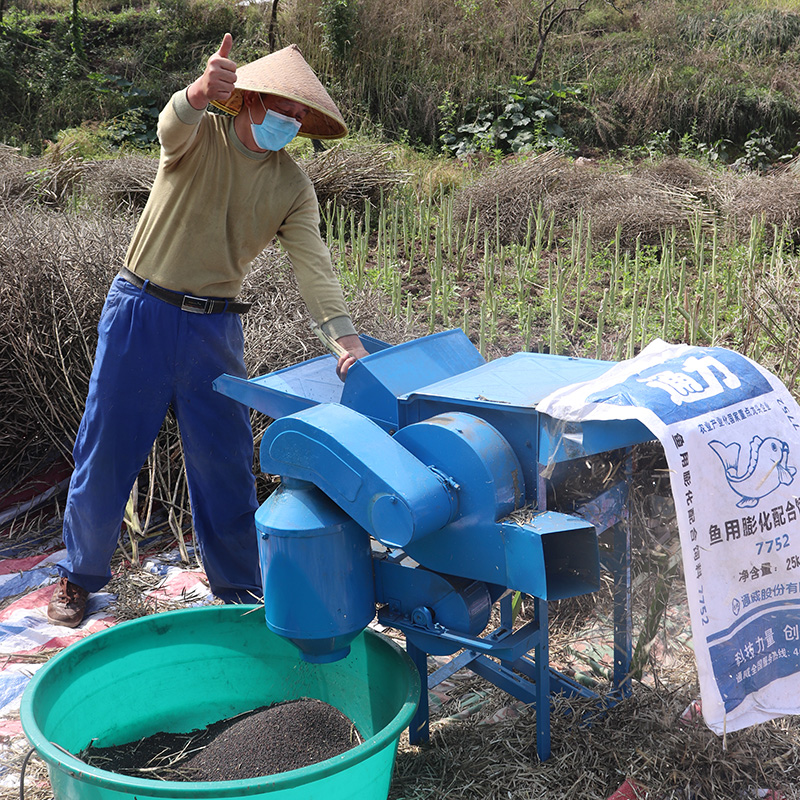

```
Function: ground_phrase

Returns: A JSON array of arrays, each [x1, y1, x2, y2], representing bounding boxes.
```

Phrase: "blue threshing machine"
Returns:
[[214, 329, 657, 760]]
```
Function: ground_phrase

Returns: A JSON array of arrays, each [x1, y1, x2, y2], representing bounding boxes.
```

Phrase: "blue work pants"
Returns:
[[58, 276, 261, 602]]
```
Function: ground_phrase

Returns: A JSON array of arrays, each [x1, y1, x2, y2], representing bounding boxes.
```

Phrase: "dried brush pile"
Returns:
[[451, 150, 570, 246], [575, 170, 714, 244], [300, 143, 408, 219], [1, 142, 406, 218], [0, 140, 406, 215], [637, 156, 717, 193], [452, 150, 718, 247], [712, 169, 800, 240], [0, 145, 87, 209], [452, 150, 800, 248], [82, 155, 158, 212], [0, 202, 132, 482]]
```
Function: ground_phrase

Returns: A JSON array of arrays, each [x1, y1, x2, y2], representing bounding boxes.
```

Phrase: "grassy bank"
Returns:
[[3, 0, 800, 159]]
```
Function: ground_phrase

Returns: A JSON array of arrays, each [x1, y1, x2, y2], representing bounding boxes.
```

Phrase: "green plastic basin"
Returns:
[[21, 605, 420, 800]]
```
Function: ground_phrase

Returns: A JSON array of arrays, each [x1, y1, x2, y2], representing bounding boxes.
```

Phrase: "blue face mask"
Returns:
[[249, 103, 303, 151]]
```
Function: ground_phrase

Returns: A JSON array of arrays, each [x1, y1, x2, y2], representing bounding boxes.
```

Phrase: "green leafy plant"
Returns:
[[88, 73, 160, 148], [437, 90, 459, 154], [695, 138, 731, 163], [733, 129, 793, 171], [441, 77, 579, 159], [645, 129, 673, 158], [318, 0, 357, 60], [680, 121, 732, 164]]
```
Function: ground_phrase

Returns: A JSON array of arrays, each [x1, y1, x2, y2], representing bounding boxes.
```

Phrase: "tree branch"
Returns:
[[528, 0, 620, 82]]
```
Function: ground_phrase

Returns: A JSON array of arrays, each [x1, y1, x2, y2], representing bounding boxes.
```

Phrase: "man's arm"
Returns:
[[196, 38, 364, 378]]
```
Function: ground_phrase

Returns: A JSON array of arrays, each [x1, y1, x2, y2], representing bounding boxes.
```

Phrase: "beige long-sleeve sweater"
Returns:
[[124, 90, 356, 339]]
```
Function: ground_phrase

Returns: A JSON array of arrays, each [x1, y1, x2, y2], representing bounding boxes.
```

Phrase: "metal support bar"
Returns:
[[406, 639, 430, 746], [612, 450, 634, 696], [427, 649, 480, 688], [533, 596, 550, 760], [383, 610, 542, 663]]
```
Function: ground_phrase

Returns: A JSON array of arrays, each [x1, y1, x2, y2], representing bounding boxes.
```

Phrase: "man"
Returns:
[[47, 34, 369, 627]]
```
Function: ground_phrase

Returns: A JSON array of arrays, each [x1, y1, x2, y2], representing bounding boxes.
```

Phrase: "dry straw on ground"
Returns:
[[451, 149, 800, 248], [0, 141, 404, 215], [389, 679, 800, 800], [0, 144, 86, 209]]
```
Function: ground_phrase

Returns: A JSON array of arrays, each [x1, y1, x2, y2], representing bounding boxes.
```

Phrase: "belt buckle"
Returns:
[[181, 294, 213, 314]]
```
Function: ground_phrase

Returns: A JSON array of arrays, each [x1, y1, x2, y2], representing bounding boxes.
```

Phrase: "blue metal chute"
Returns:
[[213, 357, 341, 419], [259, 403, 458, 547], [340, 329, 485, 428], [499, 512, 600, 599], [213, 328, 484, 430]]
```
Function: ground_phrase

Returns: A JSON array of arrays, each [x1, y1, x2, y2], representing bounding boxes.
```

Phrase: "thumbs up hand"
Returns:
[[187, 33, 238, 110]]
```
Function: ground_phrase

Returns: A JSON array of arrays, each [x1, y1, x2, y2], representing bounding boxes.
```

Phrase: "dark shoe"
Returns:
[[47, 577, 89, 628]]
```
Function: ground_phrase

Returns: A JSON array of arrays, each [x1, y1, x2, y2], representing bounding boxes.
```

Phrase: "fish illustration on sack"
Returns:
[[708, 435, 797, 508]]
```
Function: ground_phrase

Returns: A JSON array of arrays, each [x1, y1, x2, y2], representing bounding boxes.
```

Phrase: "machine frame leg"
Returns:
[[612, 519, 633, 696], [402, 459, 634, 759], [612, 450, 634, 697], [406, 639, 430, 746]]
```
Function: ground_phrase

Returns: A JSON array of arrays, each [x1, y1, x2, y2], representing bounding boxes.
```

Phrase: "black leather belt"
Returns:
[[118, 267, 251, 314]]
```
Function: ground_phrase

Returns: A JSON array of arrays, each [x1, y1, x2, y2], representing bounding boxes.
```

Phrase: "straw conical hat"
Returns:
[[210, 44, 347, 140]]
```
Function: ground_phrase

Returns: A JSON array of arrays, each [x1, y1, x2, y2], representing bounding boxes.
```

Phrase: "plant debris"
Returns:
[[5, 147, 800, 800], [389, 680, 800, 800]]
